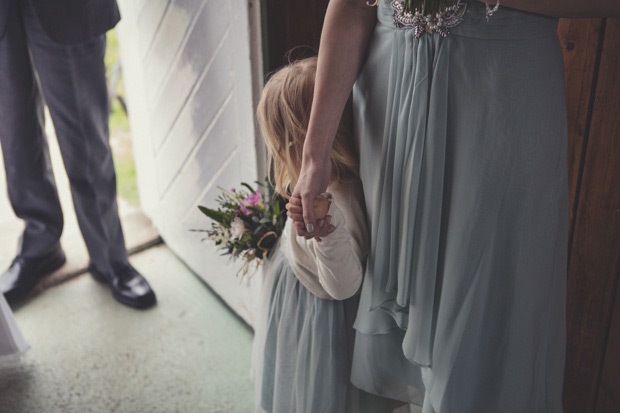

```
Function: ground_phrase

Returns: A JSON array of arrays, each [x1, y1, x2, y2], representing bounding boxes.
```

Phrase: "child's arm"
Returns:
[[288, 194, 365, 300], [311, 198, 364, 300]]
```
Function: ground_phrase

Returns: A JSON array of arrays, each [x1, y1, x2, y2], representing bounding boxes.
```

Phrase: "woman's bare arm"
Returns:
[[292, 0, 377, 234], [480, 0, 620, 17]]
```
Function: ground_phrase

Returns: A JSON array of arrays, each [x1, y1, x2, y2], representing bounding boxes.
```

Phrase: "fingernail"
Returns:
[[318, 220, 324, 227], [307, 224, 314, 232]]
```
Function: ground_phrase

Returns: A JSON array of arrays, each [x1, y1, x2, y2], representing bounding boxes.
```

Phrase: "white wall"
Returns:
[[117, 0, 265, 326]]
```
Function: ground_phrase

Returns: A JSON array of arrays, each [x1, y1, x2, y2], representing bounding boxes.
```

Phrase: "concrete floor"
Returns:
[[0, 112, 419, 413], [0, 112, 254, 412], [0, 245, 254, 413]]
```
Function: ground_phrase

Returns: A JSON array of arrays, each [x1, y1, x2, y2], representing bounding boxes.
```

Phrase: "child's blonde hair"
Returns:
[[257, 57, 358, 199]]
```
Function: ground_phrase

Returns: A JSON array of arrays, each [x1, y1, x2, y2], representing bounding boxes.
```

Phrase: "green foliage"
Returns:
[[106, 29, 136, 204], [113, 153, 139, 205], [105, 29, 129, 134]]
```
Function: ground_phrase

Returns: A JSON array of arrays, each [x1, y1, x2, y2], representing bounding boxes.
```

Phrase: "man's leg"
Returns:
[[0, 0, 67, 304], [0, 0, 64, 259], [21, 2, 126, 273], [21, 0, 155, 308]]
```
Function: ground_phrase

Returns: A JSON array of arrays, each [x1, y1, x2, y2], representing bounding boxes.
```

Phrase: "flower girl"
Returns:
[[253, 57, 399, 413]]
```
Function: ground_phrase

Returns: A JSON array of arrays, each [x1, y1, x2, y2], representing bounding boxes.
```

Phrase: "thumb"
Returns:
[[301, 192, 316, 233]]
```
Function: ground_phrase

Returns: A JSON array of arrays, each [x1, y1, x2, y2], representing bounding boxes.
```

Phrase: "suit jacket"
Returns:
[[0, 0, 120, 44]]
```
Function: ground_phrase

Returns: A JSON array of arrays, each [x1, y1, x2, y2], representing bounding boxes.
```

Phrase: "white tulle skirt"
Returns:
[[0, 293, 29, 362]]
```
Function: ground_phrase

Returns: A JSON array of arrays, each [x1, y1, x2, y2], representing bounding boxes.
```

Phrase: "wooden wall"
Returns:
[[559, 18, 620, 413], [264, 4, 620, 412], [263, 0, 328, 73]]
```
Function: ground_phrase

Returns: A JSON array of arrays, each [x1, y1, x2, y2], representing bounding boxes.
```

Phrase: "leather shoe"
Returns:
[[89, 262, 156, 309], [0, 246, 67, 304]]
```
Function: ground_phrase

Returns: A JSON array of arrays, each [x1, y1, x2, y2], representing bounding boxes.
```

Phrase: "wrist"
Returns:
[[303, 126, 335, 162], [302, 144, 331, 166]]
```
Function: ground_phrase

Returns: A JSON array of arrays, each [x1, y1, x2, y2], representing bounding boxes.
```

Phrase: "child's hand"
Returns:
[[286, 194, 330, 221], [286, 195, 335, 241]]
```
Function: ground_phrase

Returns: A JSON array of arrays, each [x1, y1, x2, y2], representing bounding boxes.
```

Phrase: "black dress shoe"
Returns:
[[89, 262, 156, 309], [0, 246, 67, 304]]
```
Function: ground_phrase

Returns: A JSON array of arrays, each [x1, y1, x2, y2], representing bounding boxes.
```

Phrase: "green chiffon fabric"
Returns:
[[351, 1, 567, 412], [254, 249, 400, 413]]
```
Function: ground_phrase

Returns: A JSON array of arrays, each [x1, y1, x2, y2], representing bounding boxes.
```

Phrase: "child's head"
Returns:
[[257, 57, 358, 198]]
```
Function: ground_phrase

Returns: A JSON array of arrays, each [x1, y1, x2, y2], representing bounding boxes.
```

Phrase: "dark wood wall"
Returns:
[[264, 4, 620, 412], [263, 0, 328, 73], [559, 18, 620, 413]]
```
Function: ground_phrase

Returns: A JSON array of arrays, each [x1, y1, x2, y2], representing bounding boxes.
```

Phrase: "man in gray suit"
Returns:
[[0, 0, 156, 308]]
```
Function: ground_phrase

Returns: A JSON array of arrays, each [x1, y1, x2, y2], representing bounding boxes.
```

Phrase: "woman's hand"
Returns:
[[291, 155, 331, 234]]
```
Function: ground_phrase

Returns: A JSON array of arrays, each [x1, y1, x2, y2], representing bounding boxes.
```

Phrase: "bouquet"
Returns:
[[194, 180, 286, 278]]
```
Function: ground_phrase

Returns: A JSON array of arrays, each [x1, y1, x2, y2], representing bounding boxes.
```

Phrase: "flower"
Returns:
[[239, 190, 263, 215], [245, 190, 263, 206], [230, 217, 247, 240]]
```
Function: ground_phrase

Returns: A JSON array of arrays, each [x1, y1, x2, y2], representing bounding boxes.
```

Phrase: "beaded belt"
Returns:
[[390, 0, 500, 38]]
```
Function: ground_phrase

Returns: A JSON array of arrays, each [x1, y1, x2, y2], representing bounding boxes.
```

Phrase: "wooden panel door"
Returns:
[[117, 0, 264, 326]]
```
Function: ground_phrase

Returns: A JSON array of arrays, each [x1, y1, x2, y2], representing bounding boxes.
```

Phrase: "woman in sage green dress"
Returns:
[[289, 0, 620, 412]]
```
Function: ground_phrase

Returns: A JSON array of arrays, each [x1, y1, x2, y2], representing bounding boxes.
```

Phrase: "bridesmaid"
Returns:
[[290, 1, 620, 412]]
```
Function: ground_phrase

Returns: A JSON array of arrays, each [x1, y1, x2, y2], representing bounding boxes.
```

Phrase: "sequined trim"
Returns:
[[391, 0, 467, 38]]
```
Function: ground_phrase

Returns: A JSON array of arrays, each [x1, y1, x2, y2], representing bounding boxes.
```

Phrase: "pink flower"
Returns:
[[245, 191, 262, 206], [239, 204, 250, 215], [239, 191, 262, 215]]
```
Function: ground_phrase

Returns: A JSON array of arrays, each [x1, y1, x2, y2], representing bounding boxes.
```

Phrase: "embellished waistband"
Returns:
[[376, 0, 559, 40]]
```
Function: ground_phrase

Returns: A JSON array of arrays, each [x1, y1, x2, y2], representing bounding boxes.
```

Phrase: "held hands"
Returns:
[[286, 195, 335, 241], [291, 154, 332, 237]]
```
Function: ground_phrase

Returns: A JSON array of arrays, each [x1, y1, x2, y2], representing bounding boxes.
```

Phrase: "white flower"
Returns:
[[230, 217, 247, 240]]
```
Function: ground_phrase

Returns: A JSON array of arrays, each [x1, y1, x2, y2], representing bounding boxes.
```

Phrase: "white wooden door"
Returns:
[[117, 0, 264, 326]]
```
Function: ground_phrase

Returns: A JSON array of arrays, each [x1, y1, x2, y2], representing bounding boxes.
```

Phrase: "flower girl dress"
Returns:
[[253, 180, 399, 413]]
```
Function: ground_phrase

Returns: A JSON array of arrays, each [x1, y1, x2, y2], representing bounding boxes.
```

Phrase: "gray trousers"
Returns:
[[0, 0, 128, 272]]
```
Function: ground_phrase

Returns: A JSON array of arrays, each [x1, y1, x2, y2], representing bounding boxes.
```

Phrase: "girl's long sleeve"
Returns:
[[281, 181, 369, 300]]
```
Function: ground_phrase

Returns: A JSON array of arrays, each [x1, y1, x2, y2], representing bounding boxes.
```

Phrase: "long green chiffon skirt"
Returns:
[[351, 1, 567, 412]]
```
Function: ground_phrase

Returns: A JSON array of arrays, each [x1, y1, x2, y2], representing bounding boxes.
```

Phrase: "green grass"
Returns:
[[114, 153, 140, 206], [106, 29, 137, 205], [109, 98, 129, 134]]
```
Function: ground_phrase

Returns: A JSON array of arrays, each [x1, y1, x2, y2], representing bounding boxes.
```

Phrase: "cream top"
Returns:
[[280, 179, 368, 300]]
